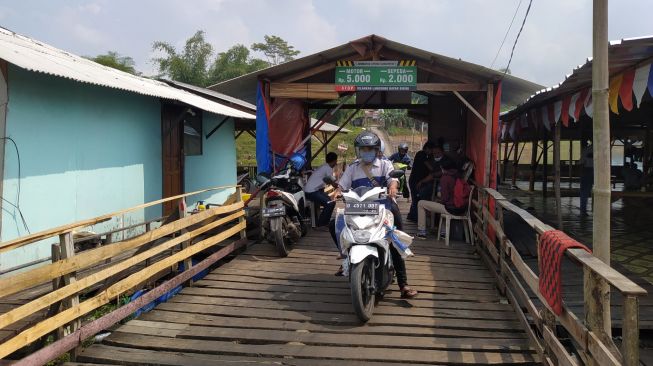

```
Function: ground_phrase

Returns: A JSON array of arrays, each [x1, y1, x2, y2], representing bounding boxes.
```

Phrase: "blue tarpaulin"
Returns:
[[256, 82, 271, 174]]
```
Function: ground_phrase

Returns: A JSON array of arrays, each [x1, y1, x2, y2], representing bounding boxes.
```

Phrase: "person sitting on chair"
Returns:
[[415, 159, 465, 239]]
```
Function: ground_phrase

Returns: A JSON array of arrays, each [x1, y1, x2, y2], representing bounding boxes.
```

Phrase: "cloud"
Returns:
[[71, 23, 108, 46], [78, 3, 102, 15]]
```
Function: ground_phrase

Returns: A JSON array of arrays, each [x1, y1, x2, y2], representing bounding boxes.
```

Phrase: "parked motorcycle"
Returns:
[[324, 170, 413, 322], [257, 164, 308, 257]]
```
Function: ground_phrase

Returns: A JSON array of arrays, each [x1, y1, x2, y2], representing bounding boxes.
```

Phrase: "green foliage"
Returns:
[[89, 51, 138, 74], [251, 35, 300, 66], [152, 30, 214, 86], [208, 44, 269, 83], [152, 32, 297, 86]]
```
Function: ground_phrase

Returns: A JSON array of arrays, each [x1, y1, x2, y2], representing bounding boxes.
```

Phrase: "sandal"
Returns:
[[335, 266, 344, 276], [400, 286, 418, 299]]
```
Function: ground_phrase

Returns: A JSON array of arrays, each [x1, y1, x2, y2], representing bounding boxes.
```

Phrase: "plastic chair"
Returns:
[[437, 186, 475, 246]]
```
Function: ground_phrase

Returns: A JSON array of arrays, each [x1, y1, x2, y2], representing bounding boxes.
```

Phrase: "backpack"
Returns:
[[453, 178, 471, 209]]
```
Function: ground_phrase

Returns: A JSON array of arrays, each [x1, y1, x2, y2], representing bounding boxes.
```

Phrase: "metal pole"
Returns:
[[592, 0, 612, 337]]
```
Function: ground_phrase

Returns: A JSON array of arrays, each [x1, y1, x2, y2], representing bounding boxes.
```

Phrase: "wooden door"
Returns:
[[161, 104, 185, 216]]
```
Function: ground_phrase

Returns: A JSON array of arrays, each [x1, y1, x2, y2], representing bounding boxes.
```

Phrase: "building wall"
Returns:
[[184, 115, 237, 206], [1, 65, 162, 269]]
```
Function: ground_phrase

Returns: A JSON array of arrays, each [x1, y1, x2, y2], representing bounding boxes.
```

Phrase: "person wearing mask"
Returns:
[[304, 152, 339, 228], [389, 143, 413, 166], [410, 146, 452, 217], [407, 141, 436, 221], [328, 131, 418, 299], [415, 160, 463, 239]]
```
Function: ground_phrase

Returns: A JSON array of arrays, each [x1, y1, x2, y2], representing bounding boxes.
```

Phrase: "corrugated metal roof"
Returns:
[[503, 35, 653, 121], [211, 34, 543, 107], [162, 79, 256, 112], [0, 27, 254, 120]]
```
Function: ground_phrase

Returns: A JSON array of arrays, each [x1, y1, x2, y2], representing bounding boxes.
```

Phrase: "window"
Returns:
[[183, 110, 202, 156]]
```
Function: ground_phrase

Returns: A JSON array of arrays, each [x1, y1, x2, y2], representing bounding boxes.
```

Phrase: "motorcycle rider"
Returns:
[[329, 131, 418, 299], [389, 142, 412, 167]]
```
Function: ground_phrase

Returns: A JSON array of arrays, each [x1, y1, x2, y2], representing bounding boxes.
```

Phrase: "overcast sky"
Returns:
[[0, 0, 650, 87]]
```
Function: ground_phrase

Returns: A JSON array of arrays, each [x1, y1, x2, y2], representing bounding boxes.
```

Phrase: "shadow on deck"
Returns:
[[73, 201, 538, 365]]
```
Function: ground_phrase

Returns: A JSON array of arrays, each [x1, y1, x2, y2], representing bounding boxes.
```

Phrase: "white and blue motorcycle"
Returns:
[[324, 171, 413, 322]]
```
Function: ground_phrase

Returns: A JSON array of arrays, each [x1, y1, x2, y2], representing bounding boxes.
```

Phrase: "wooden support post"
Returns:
[[592, 0, 612, 336], [530, 137, 538, 191], [512, 141, 519, 187], [622, 295, 640, 366], [485, 85, 494, 186], [59, 232, 80, 360], [584, 267, 613, 348], [569, 139, 574, 189], [259, 192, 265, 242], [178, 199, 193, 286], [554, 122, 563, 229], [543, 138, 549, 198], [502, 142, 510, 183], [236, 186, 247, 241], [50, 244, 64, 341]]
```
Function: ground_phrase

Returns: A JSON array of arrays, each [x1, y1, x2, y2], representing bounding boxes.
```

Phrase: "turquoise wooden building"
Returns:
[[0, 28, 255, 271]]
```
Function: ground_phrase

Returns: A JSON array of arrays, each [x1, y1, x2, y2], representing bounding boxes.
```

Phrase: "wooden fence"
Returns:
[[472, 186, 647, 366], [0, 185, 247, 364]]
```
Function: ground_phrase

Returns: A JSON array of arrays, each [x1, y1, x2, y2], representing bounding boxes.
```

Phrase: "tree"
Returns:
[[152, 30, 213, 86], [208, 44, 269, 84], [251, 35, 300, 66], [89, 51, 138, 74]]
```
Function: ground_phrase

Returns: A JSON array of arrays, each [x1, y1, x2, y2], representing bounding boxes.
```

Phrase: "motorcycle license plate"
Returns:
[[262, 206, 286, 217], [344, 202, 379, 215]]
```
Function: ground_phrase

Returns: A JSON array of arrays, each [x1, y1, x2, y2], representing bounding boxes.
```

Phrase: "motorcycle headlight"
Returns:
[[353, 230, 372, 243], [346, 215, 376, 230]]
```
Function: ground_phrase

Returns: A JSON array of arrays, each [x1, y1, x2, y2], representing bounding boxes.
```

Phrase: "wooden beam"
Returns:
[[0, 221, 246, 359], [270, 83, 339, 99], [418, 83, 486, 92], [484, 85, 494, 186], [554, 122, 563, 229], [453, 90, 486, 125], [529, 137, 539, 191], [0, 202, 243, 299], [0, 184, 239, 254]]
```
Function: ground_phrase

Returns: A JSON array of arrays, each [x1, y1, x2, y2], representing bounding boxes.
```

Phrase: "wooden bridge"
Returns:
[[0, 186, 648, 365]]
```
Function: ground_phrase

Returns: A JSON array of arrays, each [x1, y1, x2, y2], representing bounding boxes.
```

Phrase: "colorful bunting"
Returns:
[[569, 92, 580, 122], [608, 74, 623, 114], [561, 95, 571, 126], [553, 100, 562, 123], [633, 63, 651, 107], [584, 92, 593, 118], [575, 88, 590, 121], [619, 68, 635, 111]]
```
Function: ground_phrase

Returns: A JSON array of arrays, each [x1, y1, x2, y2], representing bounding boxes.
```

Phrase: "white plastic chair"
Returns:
[[437, 185, 475, 246]]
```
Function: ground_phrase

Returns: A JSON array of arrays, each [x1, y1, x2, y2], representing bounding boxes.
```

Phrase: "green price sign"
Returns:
[[335, 61, 417, 91]]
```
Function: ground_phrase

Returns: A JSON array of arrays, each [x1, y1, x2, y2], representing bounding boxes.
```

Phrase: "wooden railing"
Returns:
[[0, 185, 247, 364], [472, 186, 647, 366]]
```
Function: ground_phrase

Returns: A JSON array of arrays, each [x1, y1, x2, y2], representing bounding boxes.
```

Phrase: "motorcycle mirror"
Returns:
[[322, 176, 336, 185], [388, 169, 405, 179]]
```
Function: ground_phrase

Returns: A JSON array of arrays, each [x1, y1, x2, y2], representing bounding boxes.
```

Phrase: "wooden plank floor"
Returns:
[[76, 211, 538, 365]]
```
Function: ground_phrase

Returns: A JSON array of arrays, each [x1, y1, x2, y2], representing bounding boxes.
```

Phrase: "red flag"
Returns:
[[619, 68, 636, 111], [574, 88, 590, 121], [560, 95, 571, 127]]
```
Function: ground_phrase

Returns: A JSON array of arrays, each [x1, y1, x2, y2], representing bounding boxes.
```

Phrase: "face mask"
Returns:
[[434, 156, 442, 162], [360, 151, 376, 163]]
